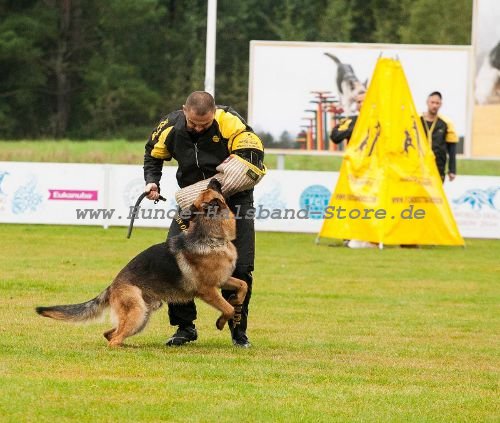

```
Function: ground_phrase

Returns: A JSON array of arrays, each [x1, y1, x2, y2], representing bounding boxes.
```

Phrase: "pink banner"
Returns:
[[48, 190, 98, 201]]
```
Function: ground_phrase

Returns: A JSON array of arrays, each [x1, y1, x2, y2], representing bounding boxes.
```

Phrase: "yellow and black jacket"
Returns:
[[144, 106, 264, 198], [330, 116, 358, 144], [420, 115, 458, 178]]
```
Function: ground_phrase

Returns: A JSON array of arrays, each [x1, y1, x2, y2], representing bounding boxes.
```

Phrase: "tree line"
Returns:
[[0, 0, 472, 140]]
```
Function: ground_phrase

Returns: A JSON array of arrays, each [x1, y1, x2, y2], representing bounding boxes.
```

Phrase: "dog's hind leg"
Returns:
[[103, 328, 116, 341], [197, 287, 234, 330], [108, 305, 148, 347], [107, 285, 149, 347]]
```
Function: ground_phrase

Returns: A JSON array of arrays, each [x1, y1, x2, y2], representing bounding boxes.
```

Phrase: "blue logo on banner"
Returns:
[[255, 184, 287, 219], [12, 178, 43, 214], [453, 186, 500, 210], [300, 185, 331, 219], [0, 171, 8, 195]]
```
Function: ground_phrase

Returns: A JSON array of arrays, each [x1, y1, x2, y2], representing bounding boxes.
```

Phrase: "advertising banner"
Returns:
[[0, 162, 106, 225], [252, 170, 337, 233], [0, 162, 498, 239], [444, 175, 500, 238], [105, 164, 179, 228]]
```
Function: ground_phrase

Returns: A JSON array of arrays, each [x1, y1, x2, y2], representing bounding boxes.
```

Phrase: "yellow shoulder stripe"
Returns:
[[151, 126, 173, 159], [338, 118, 352, 131], [231, 131, 264, 152], [215, 109, 247, 142], [439, 115, 459, 143]]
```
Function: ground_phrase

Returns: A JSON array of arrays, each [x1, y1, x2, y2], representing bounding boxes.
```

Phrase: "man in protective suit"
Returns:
[[143, 91, 265, 348]]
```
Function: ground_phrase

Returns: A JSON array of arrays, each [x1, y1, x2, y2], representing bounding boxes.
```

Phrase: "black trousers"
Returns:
[[166, 198, 255, 333]]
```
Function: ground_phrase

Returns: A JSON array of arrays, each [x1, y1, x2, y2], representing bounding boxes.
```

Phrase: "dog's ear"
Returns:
[[207, 178, 222, 194], [179, 204, 199, 222]]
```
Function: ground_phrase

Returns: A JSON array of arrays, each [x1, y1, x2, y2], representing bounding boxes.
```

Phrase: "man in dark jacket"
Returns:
[[143, 91, 265, 348], [330, 91, 365, 145], [420, 91, 458, 183]]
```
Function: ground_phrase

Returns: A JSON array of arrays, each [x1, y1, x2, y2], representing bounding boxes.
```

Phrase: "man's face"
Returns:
[[426, 95, 442, 115], [355, 93, 366, 111], [183, 106, 215, 134]]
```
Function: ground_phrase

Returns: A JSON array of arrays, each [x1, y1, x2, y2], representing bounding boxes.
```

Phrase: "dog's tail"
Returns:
[[36, 287, 110, 322], [324, 52, 341, 65]]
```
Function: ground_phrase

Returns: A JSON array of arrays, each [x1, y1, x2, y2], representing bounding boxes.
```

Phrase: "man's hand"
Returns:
[[448, 172, 456, 182], [145, 183, 160, 200]]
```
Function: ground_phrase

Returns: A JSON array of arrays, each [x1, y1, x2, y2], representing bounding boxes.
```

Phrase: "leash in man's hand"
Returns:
[[127, 191, 166, 239]]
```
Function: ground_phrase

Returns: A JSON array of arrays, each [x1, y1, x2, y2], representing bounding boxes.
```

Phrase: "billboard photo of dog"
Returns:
[[36, 179, 247, 347], [324, 52, 367, 114], [475, 41, 500, 105]]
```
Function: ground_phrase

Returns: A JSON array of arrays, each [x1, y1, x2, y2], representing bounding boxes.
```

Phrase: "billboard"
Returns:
[[0, 162, 106, 226], [472, 0, 500, 157], [248, 41, 471, 154]]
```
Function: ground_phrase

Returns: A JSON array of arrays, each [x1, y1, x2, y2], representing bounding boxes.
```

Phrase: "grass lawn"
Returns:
[[1, 140, 499, 174], [0, 224, 498, 422]]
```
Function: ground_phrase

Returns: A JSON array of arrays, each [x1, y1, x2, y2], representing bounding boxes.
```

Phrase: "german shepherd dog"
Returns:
[[36, 179, 247, 347]]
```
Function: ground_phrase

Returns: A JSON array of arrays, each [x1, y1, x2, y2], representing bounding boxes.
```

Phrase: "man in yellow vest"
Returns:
[[420, 91, 459, 183]]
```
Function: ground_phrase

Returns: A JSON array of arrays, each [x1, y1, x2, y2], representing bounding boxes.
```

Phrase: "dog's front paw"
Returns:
[[216, 316, 226, 330]]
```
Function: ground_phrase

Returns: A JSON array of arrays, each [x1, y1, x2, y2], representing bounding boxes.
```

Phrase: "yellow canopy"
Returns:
[[318, 58, 464, 246]]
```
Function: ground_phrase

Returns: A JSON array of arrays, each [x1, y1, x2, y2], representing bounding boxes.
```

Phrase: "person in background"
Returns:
[[330, 91, 366, 145], [143, 91, 265, 348], [329, 90, 376, 249], [421, 91, 458, 183]]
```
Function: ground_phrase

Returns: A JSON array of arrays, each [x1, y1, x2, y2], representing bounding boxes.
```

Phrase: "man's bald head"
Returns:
[[184, 91, 216, 116]]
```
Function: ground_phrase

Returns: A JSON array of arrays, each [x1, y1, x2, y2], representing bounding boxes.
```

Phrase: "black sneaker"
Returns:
[[165, 326, 198, 346], [232, 334, 251, 348], [231, 326, 251, 348]]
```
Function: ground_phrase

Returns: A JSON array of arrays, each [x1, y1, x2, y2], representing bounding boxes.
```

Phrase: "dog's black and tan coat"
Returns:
[[36, 179, 247, 347]]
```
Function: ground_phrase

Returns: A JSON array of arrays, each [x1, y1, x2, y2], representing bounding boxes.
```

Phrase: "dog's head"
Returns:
[[185, 178, 235, 240], [194, 179, 226, 214]]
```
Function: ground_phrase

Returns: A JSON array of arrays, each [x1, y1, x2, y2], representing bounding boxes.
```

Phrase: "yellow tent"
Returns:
[[318, 58, 464, 246]]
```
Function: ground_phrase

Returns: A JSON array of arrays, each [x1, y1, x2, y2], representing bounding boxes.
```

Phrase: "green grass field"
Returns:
[[1, 140, 500, 174], [0, 224, 498, 422]]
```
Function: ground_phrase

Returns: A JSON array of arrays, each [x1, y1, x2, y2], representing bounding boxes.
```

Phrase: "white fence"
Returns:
[[0, 162, 499, 239]]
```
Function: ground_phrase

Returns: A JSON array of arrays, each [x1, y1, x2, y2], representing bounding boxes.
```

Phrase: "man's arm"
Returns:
[[220, 131, 266, 196], [229, 132, 265, 170], [442, 116, 458, 181], [446, 142, 457, 181], [217, 107, 265, 171], [330, 118, 355, 144], [144, 145, 164, 184], [143, 117, 174, 199], [174, 130, 266, 210]]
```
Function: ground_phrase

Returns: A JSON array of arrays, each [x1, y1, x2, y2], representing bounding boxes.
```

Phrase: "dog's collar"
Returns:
[[205, 238, 229, 250]]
